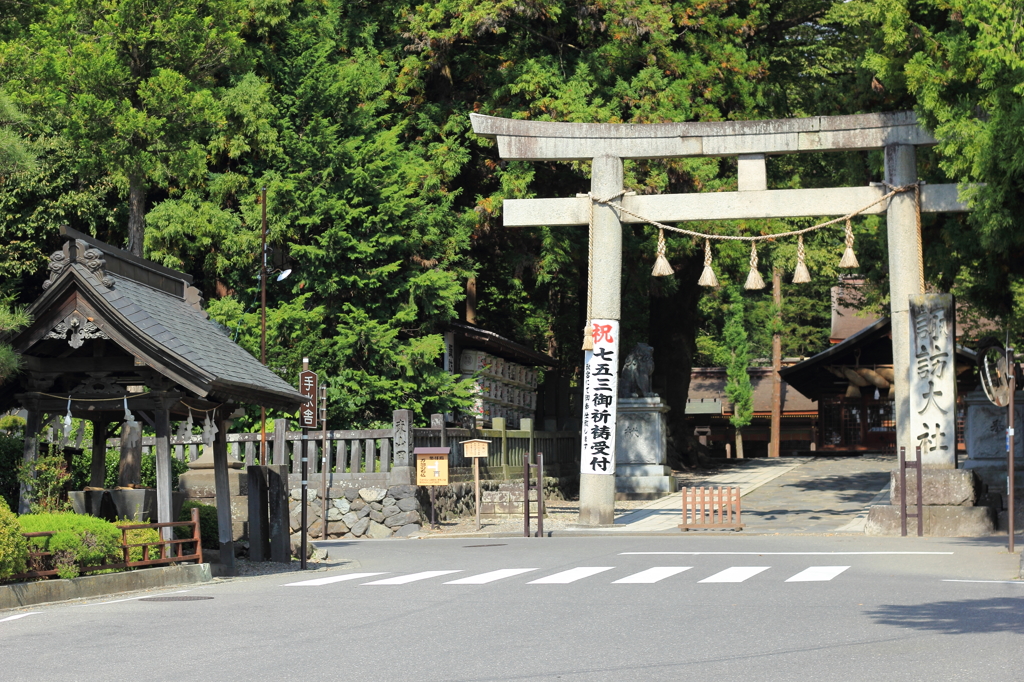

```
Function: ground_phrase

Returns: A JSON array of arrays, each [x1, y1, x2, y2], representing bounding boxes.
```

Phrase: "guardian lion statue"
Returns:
[[619, 343, 656, 398]]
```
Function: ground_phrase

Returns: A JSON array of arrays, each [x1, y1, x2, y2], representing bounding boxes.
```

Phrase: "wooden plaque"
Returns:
[[416, 453, 449, 486]]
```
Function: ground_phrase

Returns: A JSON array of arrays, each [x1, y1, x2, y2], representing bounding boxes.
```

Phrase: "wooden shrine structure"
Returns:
[[0, 227, 306, 571]]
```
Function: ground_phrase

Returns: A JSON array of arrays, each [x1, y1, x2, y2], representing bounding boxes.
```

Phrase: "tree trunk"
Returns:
[[735, 428, 745, 459], [770, 267, 782, 457], [126, 172, 146, 256]]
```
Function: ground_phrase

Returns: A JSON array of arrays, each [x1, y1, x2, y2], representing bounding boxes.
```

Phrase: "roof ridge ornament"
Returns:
[[42, 238, 114, 291]]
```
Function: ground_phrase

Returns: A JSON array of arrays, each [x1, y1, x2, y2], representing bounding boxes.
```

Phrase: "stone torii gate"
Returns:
[[471, 112, 969, 526]]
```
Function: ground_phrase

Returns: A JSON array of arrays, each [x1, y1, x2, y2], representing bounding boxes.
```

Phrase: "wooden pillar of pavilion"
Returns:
[[213, 408, 236, 575]]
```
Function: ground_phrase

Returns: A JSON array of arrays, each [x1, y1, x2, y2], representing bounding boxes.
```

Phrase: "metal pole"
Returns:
[[915, 446, 923, 537], [537, 452, 544, 538], [321, 386, 328, 540], [770, 267, 782, 458], [300, 430, 308, 570], [524, 454, 530, 537], [899, 446, 907, 537], [430, 486, 436, 529], [474, 456, 481, 532], [1009, 346, 1016, 553], [260, 186, 268, 466]]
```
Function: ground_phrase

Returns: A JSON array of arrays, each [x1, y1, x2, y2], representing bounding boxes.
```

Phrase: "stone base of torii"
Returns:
[[471, 112, 968, 526]]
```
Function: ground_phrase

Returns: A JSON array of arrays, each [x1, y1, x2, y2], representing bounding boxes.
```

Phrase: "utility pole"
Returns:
[[770, 268, 782, 458]]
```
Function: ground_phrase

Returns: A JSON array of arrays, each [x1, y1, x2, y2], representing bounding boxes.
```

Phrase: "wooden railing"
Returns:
[[104, 414, 580, 479], [6, 508, 203, 582]]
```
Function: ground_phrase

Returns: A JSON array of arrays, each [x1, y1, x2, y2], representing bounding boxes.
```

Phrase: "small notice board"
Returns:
[[415, 447, 450, 486]]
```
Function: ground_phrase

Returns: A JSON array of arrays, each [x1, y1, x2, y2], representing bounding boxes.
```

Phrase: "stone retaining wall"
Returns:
[[289, 485, 424, 540], [420, 476, 573, 522]]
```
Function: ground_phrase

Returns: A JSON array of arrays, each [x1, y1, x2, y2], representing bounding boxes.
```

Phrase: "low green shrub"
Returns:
[[18, 451, 73, 514], [19, 513, 121, 579], [0, 497, 27, 580], [116, 519, 164, 564], [176, 500, 219, 549]]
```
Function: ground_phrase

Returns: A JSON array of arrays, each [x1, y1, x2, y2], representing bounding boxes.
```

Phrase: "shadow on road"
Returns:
[[867, 597, 1024, 634], [780, 470, 890, 503]]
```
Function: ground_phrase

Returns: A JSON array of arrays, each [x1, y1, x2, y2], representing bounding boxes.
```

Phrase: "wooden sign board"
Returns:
[[298, 370, 318, 428], [416, 453, 449, 486], [460, 439, 490, 458]]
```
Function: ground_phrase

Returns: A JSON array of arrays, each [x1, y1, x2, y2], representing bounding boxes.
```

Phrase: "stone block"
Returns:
[[327, 520, 349, 535], [340, 511, 358, 528], [382, 497, 397, 508], [890, 469, 979, 506], [350, 499, 366, 512], [615, 397, 670, 466], [367, 521, 392, 539], [370, 502, 383, 511], [615, 475, 676, 494], [326, 508, 343, 522], [359, 487, 387, 503], [382, 505, 402, 519], [480, 503, 496, 515], [385, 510, 420, 527], [332, 498, 350, 513], [350, 517, 371, 536], [357, 506, 370, 519], [308, 520, 323, 536], [388, 484, 417, 500], [369, 509, 385, 523], [344, 488, 360, 501], [397, 497, 420, 512], [864, 504, 995, 536], [289, 513, 302, 533], [394, 524, 421, 537]]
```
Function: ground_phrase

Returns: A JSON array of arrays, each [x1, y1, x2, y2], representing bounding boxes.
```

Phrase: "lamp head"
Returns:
[[276, 268, 292, 282]]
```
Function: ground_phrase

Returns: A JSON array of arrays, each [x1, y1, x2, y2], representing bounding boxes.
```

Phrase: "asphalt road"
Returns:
[[2, 535, 1022, 682]]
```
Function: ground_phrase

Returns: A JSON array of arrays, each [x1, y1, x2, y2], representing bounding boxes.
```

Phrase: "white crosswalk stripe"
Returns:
[[698, 567, 770, 583], [528, 567, 614, 584], [613, 567, 692, 584], [280, 565, 853, 588], [284, 573, 386, 586], [362, 571, 462, 585], [785, 566, 850, 582], [445, 569, 539, 584]]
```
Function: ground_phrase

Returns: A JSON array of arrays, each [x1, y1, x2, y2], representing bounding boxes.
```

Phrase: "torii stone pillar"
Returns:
[[470, 112, 967, 524]]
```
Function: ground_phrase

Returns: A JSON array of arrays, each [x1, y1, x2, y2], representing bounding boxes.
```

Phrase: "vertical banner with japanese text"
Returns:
[[299, 369, 318, 429], [909, 294, 956, 464], [580, 319, 619, 475]]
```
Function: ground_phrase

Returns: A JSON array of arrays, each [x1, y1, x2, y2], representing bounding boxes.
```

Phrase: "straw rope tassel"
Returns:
[[697, 239, 719, 287], [792, 234, 812, 283], [582, 192, 596, 350], [744, 242, 766, 290], [839, 218, 859, 269], [652, 228, 674, 277]]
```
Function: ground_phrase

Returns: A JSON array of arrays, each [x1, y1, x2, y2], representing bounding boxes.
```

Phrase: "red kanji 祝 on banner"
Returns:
[[580, 319, 619, 475]]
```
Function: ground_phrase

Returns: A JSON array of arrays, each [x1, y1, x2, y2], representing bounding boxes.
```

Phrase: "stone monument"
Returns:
[[614, 344, 677, 499]]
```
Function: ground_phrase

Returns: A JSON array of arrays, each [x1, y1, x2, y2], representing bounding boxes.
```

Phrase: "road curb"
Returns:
[[0, 563, 213, 611]]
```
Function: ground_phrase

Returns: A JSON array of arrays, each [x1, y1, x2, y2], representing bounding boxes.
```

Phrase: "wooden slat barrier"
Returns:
[[679, 486, 743, 531]]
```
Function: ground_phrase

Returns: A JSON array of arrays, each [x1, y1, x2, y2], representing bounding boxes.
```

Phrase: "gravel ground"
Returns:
[[420, 496, 657, 536]]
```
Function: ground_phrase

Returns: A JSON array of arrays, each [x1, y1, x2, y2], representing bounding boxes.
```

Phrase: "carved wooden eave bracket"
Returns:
[[43, 310, 110, 349], [42, 238, 114, 292]]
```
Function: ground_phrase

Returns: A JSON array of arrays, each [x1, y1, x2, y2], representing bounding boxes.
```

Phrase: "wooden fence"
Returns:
[[678, 486, 743, 531], [108, 414, 579, 480]]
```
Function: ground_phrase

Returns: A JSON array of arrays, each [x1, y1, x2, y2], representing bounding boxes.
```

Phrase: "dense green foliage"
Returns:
[[0, 497, 27, 579], [19, 512, 121, 579], [723, 288, 753, 456], [0, 0, 1020, 462], [177, 500, 219, 549], [0, 435, 20, 511], [17, 451, 73, 514]]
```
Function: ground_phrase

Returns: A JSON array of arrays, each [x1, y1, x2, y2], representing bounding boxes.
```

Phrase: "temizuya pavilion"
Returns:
[[0, 227, 306, 568]]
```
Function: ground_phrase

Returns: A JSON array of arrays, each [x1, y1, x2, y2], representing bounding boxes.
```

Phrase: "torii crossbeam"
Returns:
[[471, 112, 968, 526]]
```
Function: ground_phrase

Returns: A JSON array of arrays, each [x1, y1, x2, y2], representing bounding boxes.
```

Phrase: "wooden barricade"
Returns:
[[679, 486, 743, 531]]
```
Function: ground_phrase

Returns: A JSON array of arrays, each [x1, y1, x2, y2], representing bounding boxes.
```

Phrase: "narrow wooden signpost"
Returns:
[[461, 439, 490, 531], [415, 447, 450, 529], [298, 359, 318, 569]]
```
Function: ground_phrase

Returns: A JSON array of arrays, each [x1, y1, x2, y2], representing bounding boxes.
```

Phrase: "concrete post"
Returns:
[[267, 464, 290, 563], [391, 409, 414, 485], [578, 155, 623, 527], [273, 418, 288, 467], [885, 144, 923, 461]]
